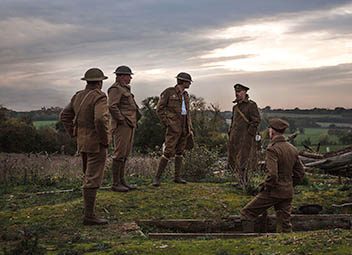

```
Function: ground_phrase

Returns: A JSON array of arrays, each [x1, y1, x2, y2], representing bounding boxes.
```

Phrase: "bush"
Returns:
[[183, 145, 219, 182]]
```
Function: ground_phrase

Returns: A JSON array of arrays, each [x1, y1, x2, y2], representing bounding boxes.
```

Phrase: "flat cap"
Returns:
[[269, 118, 289, 132], [234, 83, 249, 92]]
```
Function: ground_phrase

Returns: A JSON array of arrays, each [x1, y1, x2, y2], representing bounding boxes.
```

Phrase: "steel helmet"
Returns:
[[81, 68, 108, 81], [114, 65, 134, 75], [176, 72, 192, 82]]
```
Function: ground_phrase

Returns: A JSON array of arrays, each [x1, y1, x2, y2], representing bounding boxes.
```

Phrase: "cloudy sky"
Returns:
[[0, 0, 351, 111]]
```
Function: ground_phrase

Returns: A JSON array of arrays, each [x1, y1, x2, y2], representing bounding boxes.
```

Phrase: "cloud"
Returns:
[[0, 0, 351, 111], [198, 2, 352, 72]]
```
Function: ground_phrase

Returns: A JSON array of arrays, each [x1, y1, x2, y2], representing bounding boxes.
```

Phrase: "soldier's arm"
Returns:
[[94, 95, 109, 147], [248, 102, 261, 136], [264, 147, 278, 189], [156, 90, 169, 125], [108, 87, 125, 122], [59, 96, 76, 137], [292, 156, 305, 186]]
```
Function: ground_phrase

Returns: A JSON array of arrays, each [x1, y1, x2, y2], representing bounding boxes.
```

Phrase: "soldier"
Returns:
[[240, 118, 305, 233], [108, 65, 140, 192], [60, 68, 109, 225], [228, 83, 261, 180], [152, 72, 193, 186]]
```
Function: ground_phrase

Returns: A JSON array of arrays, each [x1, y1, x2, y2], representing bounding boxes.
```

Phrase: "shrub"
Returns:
[[182, 145, 219, 182]]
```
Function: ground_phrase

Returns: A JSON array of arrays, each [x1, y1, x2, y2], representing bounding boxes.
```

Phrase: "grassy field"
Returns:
[[1, 153, 351, 255], [294, 128, 343, 153], [33, 120, 57, 129], [264, 112, 345, 119]]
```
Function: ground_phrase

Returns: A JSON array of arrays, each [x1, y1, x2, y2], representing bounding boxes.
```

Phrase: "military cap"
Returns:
[[114, 65, 134, 75], [234, 83, 249, 92], [269, 118, 289, 132], [81, 68, 108, 81], [176, 72, 193, 82]]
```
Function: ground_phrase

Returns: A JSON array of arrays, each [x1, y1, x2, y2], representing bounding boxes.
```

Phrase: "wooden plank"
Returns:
[[138, 214, 352, 233], [148, 232, 275, 239]]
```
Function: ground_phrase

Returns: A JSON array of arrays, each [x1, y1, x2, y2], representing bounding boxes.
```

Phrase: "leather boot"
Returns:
[[174, 155, 187, 184], [83, 188, 108, 225], [111, 160, 129, 192], [120, 160, 137, 190], [152, 156, 169, 187], [241, 219, 255, 233]]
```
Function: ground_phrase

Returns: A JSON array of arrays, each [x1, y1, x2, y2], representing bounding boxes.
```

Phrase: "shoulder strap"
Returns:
[[73, 90, 96, 125], [234, 105, 249, 124]]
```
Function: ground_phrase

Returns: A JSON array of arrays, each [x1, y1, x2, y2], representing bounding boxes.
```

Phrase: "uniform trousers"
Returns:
[[81, 146, 107, 188], [240, 191, 293, 232]]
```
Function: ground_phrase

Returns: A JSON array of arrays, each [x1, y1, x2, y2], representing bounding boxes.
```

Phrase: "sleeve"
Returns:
[[108, 87, 125, 122], [248, 102, 261, 136], [59, 95, 76, 137], [156, 90, 169, 126], [292, 156, 305, 186], [264, 147, 279, 189], [94, 95, 109, 146]]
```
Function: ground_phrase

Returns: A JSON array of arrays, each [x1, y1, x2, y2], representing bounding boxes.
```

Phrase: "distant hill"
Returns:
[[0, 106, 62, 121]]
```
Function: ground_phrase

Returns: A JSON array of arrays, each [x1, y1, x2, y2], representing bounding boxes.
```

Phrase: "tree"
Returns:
[[134, 97, 165, 153]]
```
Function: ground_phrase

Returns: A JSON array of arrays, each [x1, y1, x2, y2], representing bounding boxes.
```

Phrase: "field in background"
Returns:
[[33, 120, 57, 129], [295, 128, 343, 152]]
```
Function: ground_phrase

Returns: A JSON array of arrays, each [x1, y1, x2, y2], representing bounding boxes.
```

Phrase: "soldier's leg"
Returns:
[[82, 146, 108, 225], [274, 198, 293, 233], [120, 158, 137, 190], [111, 158, 129, 192], [153, 127, 181, 186], [119, 126, 136, 190], [240, 192, 276, 232], [82, 152, 88, 174], [152, 155, 170, 187], [111, 124, 132, 192], [174, 133, 188, 184]]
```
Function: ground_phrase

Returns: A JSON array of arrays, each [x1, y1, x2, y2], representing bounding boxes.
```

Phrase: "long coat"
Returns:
[[228, 96, 260, 171]]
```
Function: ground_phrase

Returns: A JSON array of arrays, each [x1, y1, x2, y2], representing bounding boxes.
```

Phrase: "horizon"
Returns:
[[0, 0, 351, 111]]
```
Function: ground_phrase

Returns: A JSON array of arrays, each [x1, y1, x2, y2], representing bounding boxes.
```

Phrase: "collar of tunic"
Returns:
[[269, 135, 286, 146]]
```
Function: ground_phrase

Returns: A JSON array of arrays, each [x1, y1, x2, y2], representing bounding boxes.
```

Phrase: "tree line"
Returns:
[[0, 96, 229, 155]]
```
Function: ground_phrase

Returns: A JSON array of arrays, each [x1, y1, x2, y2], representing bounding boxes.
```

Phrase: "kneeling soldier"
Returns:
[[240, 118, 305, 232]]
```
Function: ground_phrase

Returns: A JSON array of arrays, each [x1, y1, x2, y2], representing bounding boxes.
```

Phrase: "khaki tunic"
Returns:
[[108, 82, 140, 161], [60, 86, 109, 188], [240, 135, 305, 232], [228, 96, 260, 171], [156, 85, 192, 158]]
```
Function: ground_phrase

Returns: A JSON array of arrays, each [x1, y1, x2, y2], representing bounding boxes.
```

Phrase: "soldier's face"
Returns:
[[269, 128, 274, 139], [119, 74, 132, 85], [235, 90, 246, 101], [183, 81, 191, 89]]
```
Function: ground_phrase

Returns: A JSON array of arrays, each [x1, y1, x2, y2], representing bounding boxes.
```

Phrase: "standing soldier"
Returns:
[[228, 83, 261, 183], [240, 118, 305, 232], [60, 68, 109, 225], [108, 65, 140, 192], [152, 72, 193, 186]]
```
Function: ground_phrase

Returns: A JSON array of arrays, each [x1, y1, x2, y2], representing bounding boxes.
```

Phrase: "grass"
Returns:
[[264, 112, 345, 119], [1, 169, 351, 254], [294, 128, 343, 152], [33, 120, 57, 129]]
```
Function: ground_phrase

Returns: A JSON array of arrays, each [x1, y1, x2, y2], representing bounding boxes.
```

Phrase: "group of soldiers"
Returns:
[[60, 66, 305, 233]]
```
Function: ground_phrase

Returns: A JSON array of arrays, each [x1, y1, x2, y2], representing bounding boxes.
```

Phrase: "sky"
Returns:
[[0, 0, 351, 111]]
